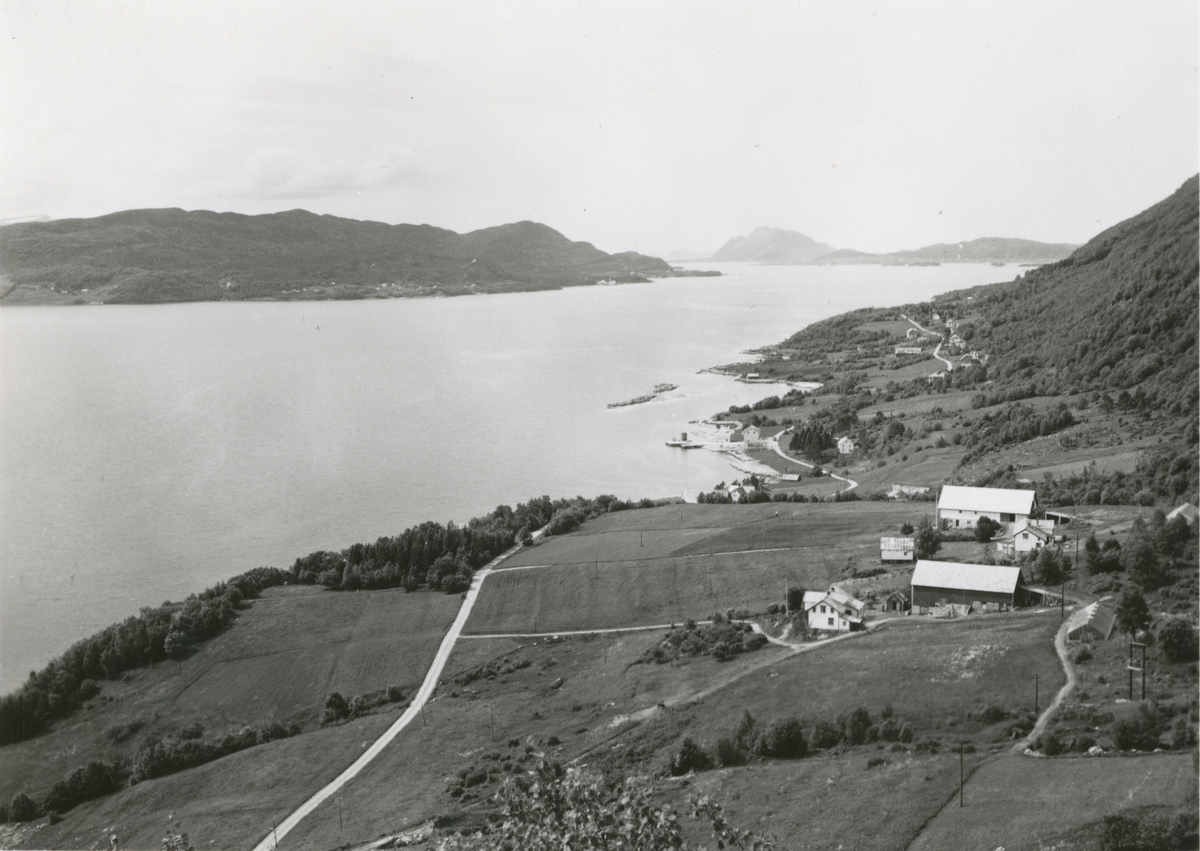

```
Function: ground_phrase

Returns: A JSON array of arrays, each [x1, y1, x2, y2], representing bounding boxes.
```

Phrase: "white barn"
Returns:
[[938, 485, 1037, 529]]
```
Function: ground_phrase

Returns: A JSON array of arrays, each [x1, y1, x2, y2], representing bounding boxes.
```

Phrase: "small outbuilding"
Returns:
[[1166, 503, 1198, 528], [882, 589, 910, 613], [880, 536, 915, 563], [1066, 602, 1116, 643], [911, 560, 1024, 612]]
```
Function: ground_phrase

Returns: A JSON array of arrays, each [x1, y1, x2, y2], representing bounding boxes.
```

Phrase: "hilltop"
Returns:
[[0, 210, 683, 305], [711, 227, 835, 263], [707, 227, 1075, 266]]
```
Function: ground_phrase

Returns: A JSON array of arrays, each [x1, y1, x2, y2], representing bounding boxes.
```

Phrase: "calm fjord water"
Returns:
[[0, 263, 1010, 690]]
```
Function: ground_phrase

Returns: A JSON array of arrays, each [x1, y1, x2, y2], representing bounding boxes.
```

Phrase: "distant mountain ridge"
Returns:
[[708, 227, 1077, 265], [0, 209, 676, 304], [711, 227, 834, 263]]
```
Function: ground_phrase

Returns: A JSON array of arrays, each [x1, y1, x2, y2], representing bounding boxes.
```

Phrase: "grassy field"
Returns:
[[469, 503, 925, 635], [908, 753, 1198, 851], [680, 612, 1065, 746], [671, 751, 974, 851], [0, 585, 460, 847]]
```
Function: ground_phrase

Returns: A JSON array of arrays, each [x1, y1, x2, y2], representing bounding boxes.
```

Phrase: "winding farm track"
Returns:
[[767, 436, 858, 491], [1013, 616, 1076, 753], [253, 530, 884, 849], [249, 539, 530, 851], [901, 313, 954, 372]]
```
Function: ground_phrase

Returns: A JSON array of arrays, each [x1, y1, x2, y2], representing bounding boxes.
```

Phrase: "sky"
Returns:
[[1, 1, 1197, 257]]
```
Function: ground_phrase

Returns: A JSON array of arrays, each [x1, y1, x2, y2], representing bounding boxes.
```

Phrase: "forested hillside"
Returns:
[[961, 175, 1198, 419], [0, 210, 673, 304]]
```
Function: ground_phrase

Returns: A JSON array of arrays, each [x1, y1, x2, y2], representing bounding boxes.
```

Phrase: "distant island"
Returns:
[[0, 209, 717, 305], [702, 227, 1077, 266]]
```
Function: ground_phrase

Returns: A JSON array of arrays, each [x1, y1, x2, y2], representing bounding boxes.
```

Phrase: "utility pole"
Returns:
[[337, 794, 344, 835], [1060, 580, 1065, 621], [1129, 642, 1146, 701], [1034, 672, 1039, 714], [490, 704, 495, 741], [959, 741, 964, 807], [784, 578, 790, 617], [272, 821, 278, 849]]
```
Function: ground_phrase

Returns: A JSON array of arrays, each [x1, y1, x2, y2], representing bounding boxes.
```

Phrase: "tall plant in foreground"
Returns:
[[433, 761, 772, 850]]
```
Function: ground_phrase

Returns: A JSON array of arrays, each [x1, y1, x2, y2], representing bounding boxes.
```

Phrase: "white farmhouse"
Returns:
[[836, 436, 856, 454], [937, 485, 1037, 529], [803, 585, 865, 634], [741, 425, 764, 449], [995, 519, 1055, 556], [895, 346, 923, 355]]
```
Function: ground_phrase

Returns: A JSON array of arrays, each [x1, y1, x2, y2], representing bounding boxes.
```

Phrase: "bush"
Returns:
[[761, 718, 807, 759], [8, 792, 36, 822], [845, 707, 872, 746], [811, 720, 842, 750], [322, 691, 349, 725], [670, 737, 713, 775], [1111, 703, 1162, 751], [1157, 617, 1198, 663], [714, 736, 746, 767]]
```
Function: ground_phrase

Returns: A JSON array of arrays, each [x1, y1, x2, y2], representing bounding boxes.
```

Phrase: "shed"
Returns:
[[911, 560, 1023, 612], [1166, 503, 1198, 527], [882, 589, 910, 613], [1066, 602, 1116, 643], [880, 536, 915, 562]]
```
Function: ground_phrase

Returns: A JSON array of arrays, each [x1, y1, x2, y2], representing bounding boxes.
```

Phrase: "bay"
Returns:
[[0, 262, 1013, 691]]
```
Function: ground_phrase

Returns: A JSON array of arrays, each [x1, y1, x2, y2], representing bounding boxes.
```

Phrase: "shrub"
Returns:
[[670, 737, 713, 775], [845, 706, 872, 746], [898, 723, 914, 744], [322, 691, 349, 725], [761, 718, 807, 759], [1111, 703, 1162, 751], [811, 720, 842, 750], [1157, 617, 1198, 663], [8, 792, 36, 822], [387, 685, 405, 702], [866, 756, 889, 769], [714, 736, 746, 767], [1037, 730, 1065, 756], [1073, 647, 1093, 664]]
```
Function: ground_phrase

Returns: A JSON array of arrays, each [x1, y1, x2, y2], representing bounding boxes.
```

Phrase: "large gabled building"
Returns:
[[937, 485, 1037, 529], [911, 560, 1024, 612]]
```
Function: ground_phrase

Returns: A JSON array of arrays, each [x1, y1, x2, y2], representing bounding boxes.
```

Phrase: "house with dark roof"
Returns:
[[803, 585, 866, 634], [911, 560, 1024, 612]]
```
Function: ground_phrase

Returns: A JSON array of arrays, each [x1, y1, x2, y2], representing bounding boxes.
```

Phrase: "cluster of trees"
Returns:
[[0, 566, 289, 746], [130, 720, 300, 783], [726, 387, 808, 414], [1031, 446, 1198, 506], [321, 686, 405, 726], [2, 719, 300, 821], [1084, 511, 1196, 589], [642, 615, 768, 664], [672, 704, 913, 778], [788, 424, 836, 460], [290, 495, 653, 594], [956, 402, 1076, 464]]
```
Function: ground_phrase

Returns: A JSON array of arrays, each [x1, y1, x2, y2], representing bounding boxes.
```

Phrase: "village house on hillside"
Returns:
[[937, 485, 1037, 529], [803, 585, 865, 634], [837, 436, 856, 454], [739, 425, 765, 449], [911, 560, 1024, 613], [995, 518, 1055, 556], [1167, 502, 1198, 527]]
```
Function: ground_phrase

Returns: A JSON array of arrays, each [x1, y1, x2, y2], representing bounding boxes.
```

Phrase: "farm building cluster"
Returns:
[[857, 486, 1087, 627]]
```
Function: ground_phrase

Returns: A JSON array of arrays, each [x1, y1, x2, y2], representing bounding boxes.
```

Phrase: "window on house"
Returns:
[[955, 519, 960, 527], [828, 617, 834, 626], [819, 604, 826, 613]]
